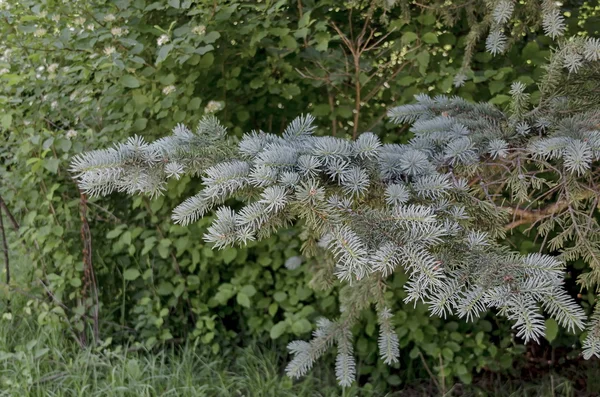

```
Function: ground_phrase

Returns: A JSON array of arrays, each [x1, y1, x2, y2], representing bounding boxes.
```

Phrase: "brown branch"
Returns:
[[330, 21, 363, 139], [79, 192, 100, 343], [297, 0, 308, 48], [503, 190, 594, 230], [327, 89, 337, 136], [0, 195, 19, 231]]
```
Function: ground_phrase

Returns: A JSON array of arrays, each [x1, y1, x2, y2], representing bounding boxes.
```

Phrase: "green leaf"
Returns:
[[156, 44, 174, 65], [157, 282, 174, 296], [417, 13, 436, 25], [1, 114, 12, 129], [123, 269, 140, 281], [236, 292, 251, 308], [398, 76, 416, 86], [312, 104, 330, 116], [55, 138, 72, 152], [106, 228, 122, 239], [268, 303, 278, 317], [158, 244, 169, 259], [240, 285, 257, 297], [70, 278, 82, 288], [133, 118, 148, 131], [198, 53, 214, 69], [458, 372, 473, 385], [270, 321, 288, 339], [195, 45, 214, 55], [314, 32, 329, 51], [280, 35, 297, 50], [489, 94, 511, 105], [203, 31, 220, 44], [188, 97, 202, 110], [454, 363, 468, 375], [292, 318, 312, 334], [416, 51, 430, 72], [221, 247, 237, 264], [273, 291, 287, 302], [545, 318, 559, 342], [401, 32, 418, 44], [43, 158, 60, 174], [337, 106, 353, 118], [489, 81, 506, 95], [422, 32, 438, 44], [120, 75, 141, 88]]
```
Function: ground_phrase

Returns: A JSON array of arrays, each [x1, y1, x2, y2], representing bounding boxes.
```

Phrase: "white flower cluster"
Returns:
[[162, 85, 176, 95], [103, 46, 116, 56], [111, 27, 129, 37], [192, 25, 206, 35], [204, 100, 224, 114], [157, 34, 170, 46]]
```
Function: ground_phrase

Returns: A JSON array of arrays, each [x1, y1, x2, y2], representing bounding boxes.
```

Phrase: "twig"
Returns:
[[0, 204, 10, 308], [0, 195, 19, 230], [439, 353, 446, 395], [503, 191, 593, 230], [418, 351, 442, 392], [327, 89, 337, 136], [79, 191, 100, 343]]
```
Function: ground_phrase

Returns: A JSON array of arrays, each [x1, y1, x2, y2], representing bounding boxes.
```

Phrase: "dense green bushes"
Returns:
[[1, 0, 596, 389]]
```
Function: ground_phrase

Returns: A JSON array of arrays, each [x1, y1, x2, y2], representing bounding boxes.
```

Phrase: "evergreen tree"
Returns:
[[72, 1, 600, 386]]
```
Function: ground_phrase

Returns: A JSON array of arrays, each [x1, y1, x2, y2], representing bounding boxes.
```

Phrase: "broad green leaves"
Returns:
[[120, 75, 141, 88], [124, 269, 141, 281]]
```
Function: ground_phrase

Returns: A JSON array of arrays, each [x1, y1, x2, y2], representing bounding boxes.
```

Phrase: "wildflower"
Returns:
[[52, 14, 60, 22], [192, 25, 206, 35], [162, 85, 176, 95], [87, 24, 95, 31], [73, 17, 85, 26], [47, 63, 59, 73], [157, 34, 170, 46], [66, 129, 78, 139], [103, 14, 116, 22], [103, 46, 116, 56]]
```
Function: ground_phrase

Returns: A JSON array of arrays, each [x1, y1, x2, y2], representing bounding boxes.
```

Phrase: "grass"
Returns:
[[0, 315, 345, 397], [1, 311, 598, 397]]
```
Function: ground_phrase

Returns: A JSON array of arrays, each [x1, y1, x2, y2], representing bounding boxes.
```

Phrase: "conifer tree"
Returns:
[[71, 1, 600, 386]]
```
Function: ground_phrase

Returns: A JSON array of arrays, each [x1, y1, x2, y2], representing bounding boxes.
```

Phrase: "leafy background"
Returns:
[[0, 0, 598, 392]]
